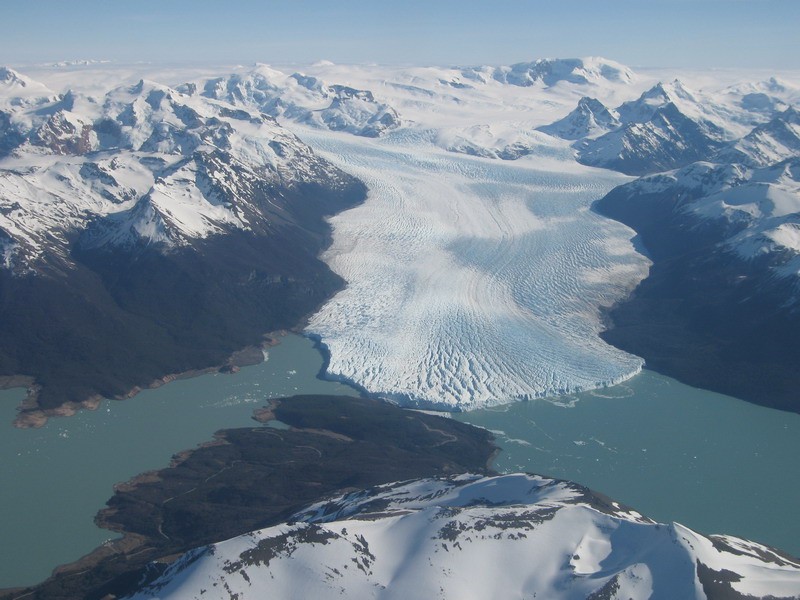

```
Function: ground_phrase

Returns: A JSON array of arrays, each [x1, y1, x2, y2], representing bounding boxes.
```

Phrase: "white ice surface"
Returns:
[[303, 130, 650, 409]]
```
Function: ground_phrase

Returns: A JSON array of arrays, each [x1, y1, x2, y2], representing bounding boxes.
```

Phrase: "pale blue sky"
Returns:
[[2, 0, 798, 69]]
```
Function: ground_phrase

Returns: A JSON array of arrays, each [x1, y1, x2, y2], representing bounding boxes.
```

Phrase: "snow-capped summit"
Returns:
[[617, 80, 697, 123], [537, 95, 621, 139], [0, 66, 58, 108], [201, 66, 401, 137], [477, 56, 635, 88], [577, 100, 728, 175], [721, 106, 800, 167], [126, 474, 800, 600], [0, 66, 31, 88], [0, 66, 52, 94], [534, 78, 772, 175]]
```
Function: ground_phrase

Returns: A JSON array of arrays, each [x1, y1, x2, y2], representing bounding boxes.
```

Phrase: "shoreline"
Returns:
[[4, 395, 497, 599], [7, 332, 287, 429]]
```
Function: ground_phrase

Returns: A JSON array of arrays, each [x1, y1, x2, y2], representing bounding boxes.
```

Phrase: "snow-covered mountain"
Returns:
[[603, 157, 800, 283], [577, 100, 729, 175], [0, 72, 354, 273], [554, 81, 739, 175], [0, 66, 58, 108], [463, 56, 636, 87], [594, 150, 800, 412], [719, 106, 800, 167], [0, 66, 365, 420], [127, 474, 800, 600], [200, 66, 401, 137], [537, 96, 622, 140], [536, 79, 800, 176]]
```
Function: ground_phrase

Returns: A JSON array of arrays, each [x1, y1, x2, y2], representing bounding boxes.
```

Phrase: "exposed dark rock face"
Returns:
[[0, 179, 365, 417], [595, 183, 800, 413]]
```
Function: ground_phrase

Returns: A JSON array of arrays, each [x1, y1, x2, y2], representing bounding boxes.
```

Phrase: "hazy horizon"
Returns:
[[2, 0, 799, 70]]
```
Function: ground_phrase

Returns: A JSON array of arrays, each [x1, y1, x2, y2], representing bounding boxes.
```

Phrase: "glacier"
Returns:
[[304, 130, 650, 409]]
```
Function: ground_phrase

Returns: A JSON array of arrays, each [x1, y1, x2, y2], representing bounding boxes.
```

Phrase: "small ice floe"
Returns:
[[506, 438, 532, 446]]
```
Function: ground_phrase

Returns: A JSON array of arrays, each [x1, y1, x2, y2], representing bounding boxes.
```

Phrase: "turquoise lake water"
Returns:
[[0, 334, 355, 589], [1, 336, 798, 589], [455, 369, 800, 557]]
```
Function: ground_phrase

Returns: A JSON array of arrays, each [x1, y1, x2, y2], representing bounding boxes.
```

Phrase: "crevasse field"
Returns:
[[304, 130, 650, 409]]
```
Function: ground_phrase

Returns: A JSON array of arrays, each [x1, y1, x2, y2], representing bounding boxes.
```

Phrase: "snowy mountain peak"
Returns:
[[488, 56, 635, 88], [538, 96, 621, 140], [618, 79, 697, 124], [721, 105, 800, 167], [0, 67, 57, 106], [0, 66, 28, 87], [200, 67, 401, 138], [780, 104, 800, 121], [127, 474, 800, 600]]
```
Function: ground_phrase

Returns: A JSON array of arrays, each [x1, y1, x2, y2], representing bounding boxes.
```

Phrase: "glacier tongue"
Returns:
[[303, 130, 650, 409]]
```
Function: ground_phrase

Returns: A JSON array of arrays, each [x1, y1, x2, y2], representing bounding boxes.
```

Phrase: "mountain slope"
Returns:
[[537, 96, 621, 140], [0, 69, 366, 423], [127, 474, 800, 600], [595, 158, 800, 412]]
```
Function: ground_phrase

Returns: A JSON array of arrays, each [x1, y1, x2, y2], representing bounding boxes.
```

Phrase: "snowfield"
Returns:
[[304, 131, 649, 409]]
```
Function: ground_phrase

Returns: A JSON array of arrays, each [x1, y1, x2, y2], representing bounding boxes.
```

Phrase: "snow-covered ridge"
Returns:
[[0, 66, 58, 107], [198, 65, 401, 138], [624, 157, 800, 281], [0, 68, 352, 271], [127, 474, 800, 600], [539, 77, 800, 177], [463, 56, 636, 87]]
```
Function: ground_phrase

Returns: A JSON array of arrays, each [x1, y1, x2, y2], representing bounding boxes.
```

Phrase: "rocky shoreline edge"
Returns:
[[2, 334, 288, 429]]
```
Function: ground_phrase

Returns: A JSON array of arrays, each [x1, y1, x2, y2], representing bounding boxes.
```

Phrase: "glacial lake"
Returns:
[[1, 336, 799, 589]]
